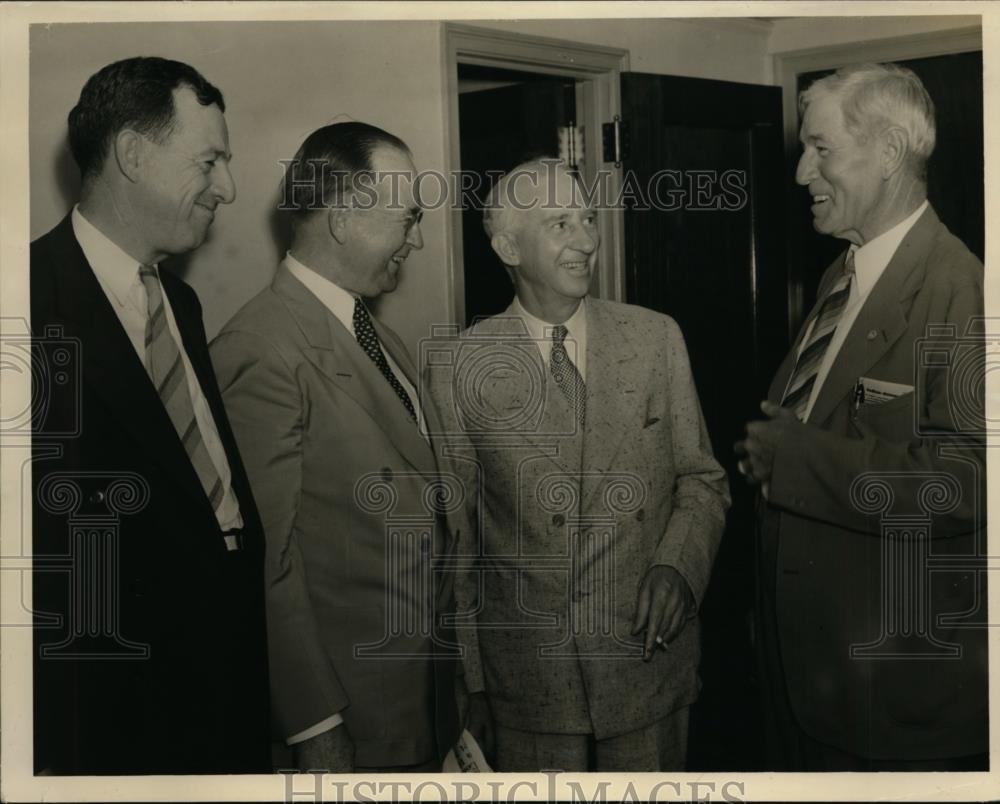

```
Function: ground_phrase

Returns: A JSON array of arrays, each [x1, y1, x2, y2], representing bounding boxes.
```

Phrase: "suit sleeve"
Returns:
[[423, 340, 486, 694], [768, 261, 985, 538], [650, 317, 730, 605], [211, 329, 350, 738]]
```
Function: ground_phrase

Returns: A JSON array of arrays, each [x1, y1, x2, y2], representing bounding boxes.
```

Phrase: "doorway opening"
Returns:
[[458, 65, 580, 324], [443, 23, 628, 327]]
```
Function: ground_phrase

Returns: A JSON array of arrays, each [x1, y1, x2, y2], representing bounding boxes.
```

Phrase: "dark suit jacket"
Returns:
[[30, 215, 271, 774], [426, 298, 729, 740], [210, 264, 460, 769], [760, 205, 987, 760]]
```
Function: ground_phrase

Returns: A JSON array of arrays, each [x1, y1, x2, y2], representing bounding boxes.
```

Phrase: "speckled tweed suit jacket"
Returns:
[[425, 296, 730, 739]]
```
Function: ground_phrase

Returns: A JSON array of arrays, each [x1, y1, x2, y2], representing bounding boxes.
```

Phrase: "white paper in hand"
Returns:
[[442, 729, 493, 772]]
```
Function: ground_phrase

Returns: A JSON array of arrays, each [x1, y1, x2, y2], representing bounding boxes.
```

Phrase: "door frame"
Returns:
[[773, 26, 982, 330], [443, 23, 629, 325]]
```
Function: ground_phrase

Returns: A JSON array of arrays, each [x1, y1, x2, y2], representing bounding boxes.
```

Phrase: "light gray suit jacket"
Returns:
[[211, 265, 461, 768], [425, 297, 729, 739]]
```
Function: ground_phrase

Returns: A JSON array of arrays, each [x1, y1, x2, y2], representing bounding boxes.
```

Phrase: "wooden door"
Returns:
[[620, 72, 788, 770]]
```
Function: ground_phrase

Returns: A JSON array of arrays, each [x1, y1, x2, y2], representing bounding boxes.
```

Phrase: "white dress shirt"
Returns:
[[71, 206, 243, 532], [511, 296, 588, 380], [795, 200, 928, 421]]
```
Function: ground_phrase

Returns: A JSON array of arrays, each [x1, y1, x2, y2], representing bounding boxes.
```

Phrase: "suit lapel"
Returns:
[[473, 305, 581, 476], [580, 299, 641, 512], [272, 267, 437, 480], [807, 207, 936, 426], [50, 219, 214, 516]]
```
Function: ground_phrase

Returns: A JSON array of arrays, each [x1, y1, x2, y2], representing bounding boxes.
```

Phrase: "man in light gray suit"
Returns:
[[212, 122, 461, 773], [425, 159, 729, 771]]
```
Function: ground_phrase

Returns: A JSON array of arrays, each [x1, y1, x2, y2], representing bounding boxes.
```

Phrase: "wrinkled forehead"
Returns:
[[799, 92, 848, 142]]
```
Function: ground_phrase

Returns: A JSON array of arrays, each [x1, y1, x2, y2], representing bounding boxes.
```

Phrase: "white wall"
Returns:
[[30, 21, 450, 347], [472, 18, 772, 84], [29, 18, 778, 347], [767, 15, 981, 54]]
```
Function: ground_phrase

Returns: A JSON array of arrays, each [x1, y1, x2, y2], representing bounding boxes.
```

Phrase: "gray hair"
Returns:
[[799, 62, 936, 180], [482, 157, 569, 240]]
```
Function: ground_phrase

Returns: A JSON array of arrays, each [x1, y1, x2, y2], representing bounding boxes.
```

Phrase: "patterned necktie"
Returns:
[[138, 266, 224, 511], [781, 250, 856, 421], [353, 297, 416, 421], [550, 324, 586, 427]]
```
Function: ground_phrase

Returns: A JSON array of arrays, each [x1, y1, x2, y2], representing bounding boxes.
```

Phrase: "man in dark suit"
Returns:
[[31, 57, 270, 775], [211, 122, 461, 773], [736, 62, 986, 771], [426, 159, 729, 771]]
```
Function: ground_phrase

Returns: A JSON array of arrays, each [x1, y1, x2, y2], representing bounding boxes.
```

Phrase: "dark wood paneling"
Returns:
[[621, 72, 787, 771]]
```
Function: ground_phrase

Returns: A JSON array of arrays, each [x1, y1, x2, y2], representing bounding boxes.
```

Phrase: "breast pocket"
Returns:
[[855, 392, 918, 443]]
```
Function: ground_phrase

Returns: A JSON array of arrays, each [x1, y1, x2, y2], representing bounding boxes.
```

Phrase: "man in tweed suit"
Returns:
[[425, 159, 729, 771]]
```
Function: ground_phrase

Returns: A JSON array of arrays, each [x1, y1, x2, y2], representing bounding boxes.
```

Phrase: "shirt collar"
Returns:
[[851, 200, 928, 297], [511, 296, 588, 344], [283, 251, 359, 334], [71, 205, 149, 308]]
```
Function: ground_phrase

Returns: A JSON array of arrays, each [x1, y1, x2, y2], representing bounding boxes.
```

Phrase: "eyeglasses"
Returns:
[[362, 207, 424, 231]]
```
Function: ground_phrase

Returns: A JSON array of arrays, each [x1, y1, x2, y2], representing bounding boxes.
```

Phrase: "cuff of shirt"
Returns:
[[285, 713, 344, 746]]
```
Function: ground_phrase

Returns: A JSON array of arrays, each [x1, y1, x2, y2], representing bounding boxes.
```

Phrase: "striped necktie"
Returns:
[[550, 324, 586, 427], [781, 250, 856, 421], [139, 265, 224, 512], [353, 297, 416, 422]]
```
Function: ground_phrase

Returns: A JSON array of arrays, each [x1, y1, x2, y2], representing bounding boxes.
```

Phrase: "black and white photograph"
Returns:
[[0, 2, 995, 801]]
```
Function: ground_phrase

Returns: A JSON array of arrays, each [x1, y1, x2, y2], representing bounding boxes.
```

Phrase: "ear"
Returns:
[[327, 206, 349, 244], [491, 232, 521, 267], [880, 126, 909, 179], [113, 129, 143, 182]]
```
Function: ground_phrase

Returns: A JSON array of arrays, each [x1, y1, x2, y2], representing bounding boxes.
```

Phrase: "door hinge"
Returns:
[[558, 124, 584, 169], [602, 115, 630, 167]]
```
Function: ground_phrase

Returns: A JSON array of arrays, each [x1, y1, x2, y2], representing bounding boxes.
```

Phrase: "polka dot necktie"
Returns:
[[781, 249, 856, 421], [551, 324, 586, 427], [352, 297, 416, 422]]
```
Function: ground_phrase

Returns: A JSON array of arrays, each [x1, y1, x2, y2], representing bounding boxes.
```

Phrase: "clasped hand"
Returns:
[[734, 400, 801, 485]]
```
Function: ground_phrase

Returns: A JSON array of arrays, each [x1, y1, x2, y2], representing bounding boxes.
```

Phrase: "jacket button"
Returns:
[[381, 467, 393, 482], [636, 508, 645, 522], [552, 513, 565, 527], [88, 490, 106, 504]]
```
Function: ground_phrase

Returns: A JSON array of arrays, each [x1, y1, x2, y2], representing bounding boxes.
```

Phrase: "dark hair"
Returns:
[[281, 121, 410, 221], [68, 56, 225, 180]]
